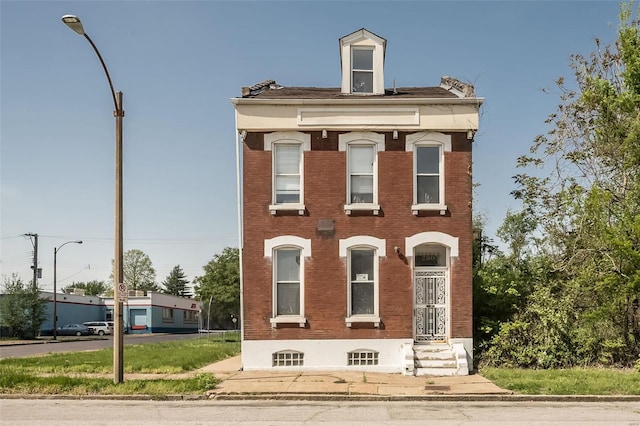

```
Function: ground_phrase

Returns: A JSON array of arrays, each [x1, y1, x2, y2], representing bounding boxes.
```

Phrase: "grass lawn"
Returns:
[[0, 334, 240, 395], [481, 367, 640, 395]]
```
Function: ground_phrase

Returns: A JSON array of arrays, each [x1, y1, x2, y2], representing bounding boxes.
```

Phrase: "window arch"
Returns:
[[405, 231, 459, 258]]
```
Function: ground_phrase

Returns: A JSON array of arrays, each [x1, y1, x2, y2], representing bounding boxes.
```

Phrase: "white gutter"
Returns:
[[234, 109, 244, 346]]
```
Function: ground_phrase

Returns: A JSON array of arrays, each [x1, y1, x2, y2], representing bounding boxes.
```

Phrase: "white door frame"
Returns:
[[405, 232, 458, 345]]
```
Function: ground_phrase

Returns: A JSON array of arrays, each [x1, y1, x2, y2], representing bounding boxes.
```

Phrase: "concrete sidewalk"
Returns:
[[198, 355, 511, 398]]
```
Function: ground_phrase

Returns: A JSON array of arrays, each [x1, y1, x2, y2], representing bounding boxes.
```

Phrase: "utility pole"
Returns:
[[24, 233, 39, 288]]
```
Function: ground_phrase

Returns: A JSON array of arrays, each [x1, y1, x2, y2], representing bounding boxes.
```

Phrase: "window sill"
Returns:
[[344, 204, 380, 216], [411, 204, 448, 215], [269, 204, 306, 215], [270, 316, 306, 328], [345, 315, 381, 328]]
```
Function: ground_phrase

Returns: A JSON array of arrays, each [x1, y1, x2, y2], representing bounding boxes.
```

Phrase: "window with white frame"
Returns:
[[274, 144, 301, 204], [406, 132, 451, 214], [349, 145, 374, 203], [339, 132, 384, 214], [350, 249, 375, 315], [275, 248, 301, 316], [265, 236, 310, 327], [352, 48, 373, 93], [265, 132, 310, 215], [339, 29, 386, 95], [416, 145, 441, 204], [339, 236, 385, 327]]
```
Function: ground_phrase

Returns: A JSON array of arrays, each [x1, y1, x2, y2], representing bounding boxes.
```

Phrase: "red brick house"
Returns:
[[231, 29, 482, 375]]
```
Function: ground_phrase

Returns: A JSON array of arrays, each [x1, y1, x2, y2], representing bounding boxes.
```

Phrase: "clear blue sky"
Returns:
[[1, 0, 622, 292]]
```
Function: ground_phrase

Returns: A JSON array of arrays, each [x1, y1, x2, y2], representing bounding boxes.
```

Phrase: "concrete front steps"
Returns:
[[403, 342, 469, 376]]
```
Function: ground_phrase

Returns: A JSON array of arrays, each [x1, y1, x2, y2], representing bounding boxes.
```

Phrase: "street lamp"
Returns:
[[62, 14, 125, 384], [53, 240, 82, 340]]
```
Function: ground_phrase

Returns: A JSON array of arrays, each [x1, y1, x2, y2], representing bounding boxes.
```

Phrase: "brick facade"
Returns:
[[242, 130, 473, 342]]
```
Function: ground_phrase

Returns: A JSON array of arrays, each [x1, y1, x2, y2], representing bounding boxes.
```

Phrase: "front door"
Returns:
[[413, 244, 448, 343]]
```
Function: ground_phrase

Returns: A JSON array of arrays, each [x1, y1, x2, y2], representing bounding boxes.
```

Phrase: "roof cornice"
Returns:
[[231, 97, 484, 106]]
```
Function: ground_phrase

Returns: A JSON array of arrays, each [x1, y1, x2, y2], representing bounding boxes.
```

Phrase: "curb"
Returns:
[[2, 393, 640, 402]]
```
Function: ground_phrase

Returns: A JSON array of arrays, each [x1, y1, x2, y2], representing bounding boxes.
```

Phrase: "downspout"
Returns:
[[234, 109, 244, 347]]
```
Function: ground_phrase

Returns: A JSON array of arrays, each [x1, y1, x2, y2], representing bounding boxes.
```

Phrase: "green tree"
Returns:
[[61, 280, 109, 296], [111, 249, 159, 293], [0, 274, 48, 339], [194, 247, 239, 329], [500, 2, 640, 367], [163, 265, 191, 297]]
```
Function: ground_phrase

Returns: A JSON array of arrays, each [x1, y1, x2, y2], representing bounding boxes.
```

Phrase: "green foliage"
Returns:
[[194, 247, 240, 330], [111, 249, 159, 292], [61, 280, 109, 296], [480, 1, 640, 369], [162, 265, 191, 297], [481, 367, 640, 395], [0, 274, 48, 339], [0, 366, 221, 395], [0, 335, 240, 374]]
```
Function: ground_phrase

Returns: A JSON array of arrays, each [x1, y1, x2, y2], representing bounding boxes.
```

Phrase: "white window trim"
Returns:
[[265, 236, 311, 327], [265, 132, 311, 215], [351, 47, 374, 95], [405, 232, 459, 258], [339, 132, 385, 215], [339, 236, 385, 327], [406, 132, 451, 215], [340, 29, 386, 95]]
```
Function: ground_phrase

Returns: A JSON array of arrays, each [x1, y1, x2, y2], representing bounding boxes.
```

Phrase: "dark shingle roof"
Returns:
[[242, 86, 458, 99]]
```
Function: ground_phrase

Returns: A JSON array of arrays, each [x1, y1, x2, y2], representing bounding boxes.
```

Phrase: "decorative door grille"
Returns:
[[414, 270, 447, 342]]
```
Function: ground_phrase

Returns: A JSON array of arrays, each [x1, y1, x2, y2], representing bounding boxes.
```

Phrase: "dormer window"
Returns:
[[352, 48, 373, 93], [340, 29, 386, 95]]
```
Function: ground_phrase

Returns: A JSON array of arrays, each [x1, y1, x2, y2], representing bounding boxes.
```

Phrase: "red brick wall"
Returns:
[[242, 131, 473, 341]]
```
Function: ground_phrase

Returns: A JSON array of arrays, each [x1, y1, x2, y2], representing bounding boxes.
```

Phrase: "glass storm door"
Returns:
[[414, 269, 447, 342]]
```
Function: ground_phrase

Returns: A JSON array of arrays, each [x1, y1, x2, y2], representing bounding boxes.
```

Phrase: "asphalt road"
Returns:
[[1, 399, 639, 425], [0, 333, 209, 359]]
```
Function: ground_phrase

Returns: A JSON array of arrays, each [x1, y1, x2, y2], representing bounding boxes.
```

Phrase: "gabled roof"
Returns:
[[339, 28, 387, 62]]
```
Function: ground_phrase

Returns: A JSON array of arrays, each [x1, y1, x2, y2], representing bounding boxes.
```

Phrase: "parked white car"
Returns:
[[83, 321, 114, 336]]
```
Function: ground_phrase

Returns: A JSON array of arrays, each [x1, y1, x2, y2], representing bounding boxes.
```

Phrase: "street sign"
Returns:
[[117, 283, 128, 302]]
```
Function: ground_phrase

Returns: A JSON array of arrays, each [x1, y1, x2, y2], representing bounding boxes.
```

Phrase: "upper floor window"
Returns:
[[352, 48, 373, 93], [339, 29, 386, 95], [274, 144, 301, 204], [416, 146, 441, 204], [264, 235, 311, 327], [339, 132, 384, 215], [264, 132, 310, 215], [406, 132, 451, 215], [349, 145, 374, 203]]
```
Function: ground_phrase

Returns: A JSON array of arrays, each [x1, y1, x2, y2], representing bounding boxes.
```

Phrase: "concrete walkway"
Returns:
[[198, 355, 511, 398]]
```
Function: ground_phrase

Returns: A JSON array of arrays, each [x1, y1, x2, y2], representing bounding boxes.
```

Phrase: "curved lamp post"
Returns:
[[53, 240, 83, 340], [61, 14, 125, 383]]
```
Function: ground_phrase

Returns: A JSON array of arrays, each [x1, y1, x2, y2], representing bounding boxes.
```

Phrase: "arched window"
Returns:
[[406, 132, 451, 214], [339, 236, 385, 327], [265, 132, 310, 215], [264, 236, 311, 327]]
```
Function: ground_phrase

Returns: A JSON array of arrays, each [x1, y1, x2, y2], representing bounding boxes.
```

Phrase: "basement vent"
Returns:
[[348, 350, 379, 366], [272, 351, 304, 367]]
